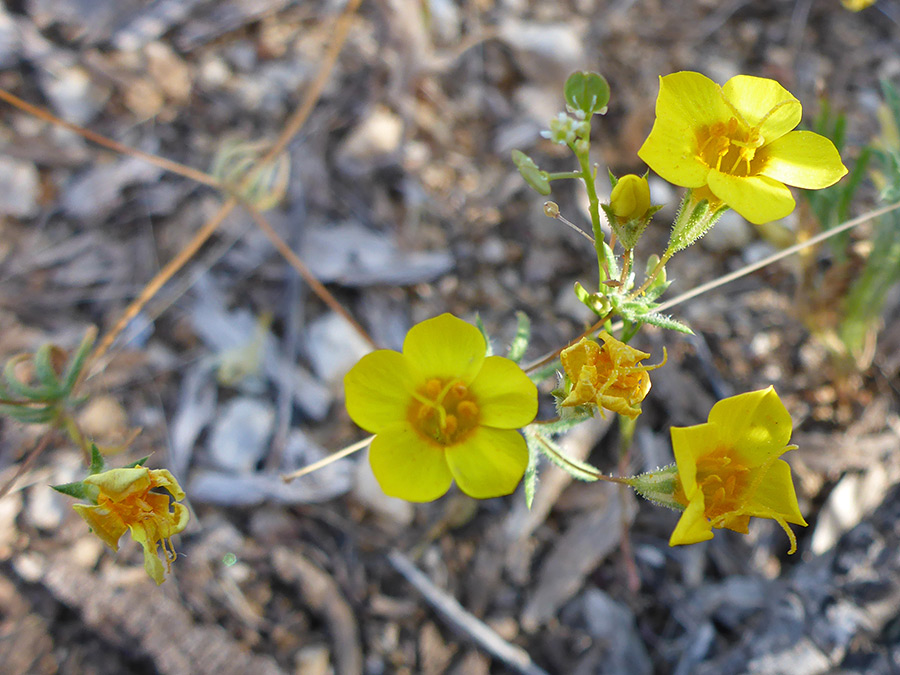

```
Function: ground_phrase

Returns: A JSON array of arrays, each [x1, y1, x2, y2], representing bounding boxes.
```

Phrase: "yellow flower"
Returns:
[[669, 386, 807, 553], [841, 0, 876, 10], [638, 72, 847, 224], [559, 332, 664, 419], [344, 314, 538, 502], [73, 467, 189, 584], [609, 174, 651, 221]]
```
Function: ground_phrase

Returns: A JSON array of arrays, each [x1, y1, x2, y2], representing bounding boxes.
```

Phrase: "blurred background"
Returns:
[[0, 1, 899, 673]]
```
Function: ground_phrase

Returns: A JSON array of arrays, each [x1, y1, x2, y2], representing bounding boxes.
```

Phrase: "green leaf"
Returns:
[[564, 71, 610, 117], [4, 354, 58, 401], [523, 443, 539, 509], [506, 312, 531, 364], [89, 444, 105, 476], [0, 404, 58, 424], [61, 327, 96, 397], [33, 344, 62, 390], [474, 314, 494, 357], [528, 357, 561, 385], [51, 481, 88, 500], [511, 150, 552, 196], [525, 429, 600, 482], [639, 312, 694, 334]]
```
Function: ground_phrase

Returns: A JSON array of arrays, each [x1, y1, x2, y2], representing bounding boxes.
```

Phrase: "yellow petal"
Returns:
[[403, 314, 485, 383], [669, 494, 714, 546], [444, 426, 528, 499], [708, 387, 793, 464], [670, 422, 720, 496], [344, 349, 414, 433], [73, 503, 127, 550], [84, 467, 151, 501], [707, 171, 795, 224], [170, 502, 190, 535], [468, 356, 538, 429], [141, 540, 166, 585], [638, 73, 728, 187], [721, 75, 801, 142], [746, 459, 807, 526], [759, 130, 848, 189], [368, 422, 453, 502], [149, 468, 185, 501]]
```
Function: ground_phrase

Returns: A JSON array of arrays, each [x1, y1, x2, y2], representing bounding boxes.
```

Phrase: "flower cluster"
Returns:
[[559, 332, 664, 419], [344, 314, 538, 502]]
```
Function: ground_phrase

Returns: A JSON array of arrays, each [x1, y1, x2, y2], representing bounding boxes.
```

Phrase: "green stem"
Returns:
[[546, 170, 584, 181], [572, 143, 607, 278]]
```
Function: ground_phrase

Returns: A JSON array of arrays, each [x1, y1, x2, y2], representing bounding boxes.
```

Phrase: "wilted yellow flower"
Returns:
[[73, 467, 189, 584], [559, 332, 664, 419], [609, 174, 651, 221], [638, 71, 847, 224], [669, 387, 807, 553], [344, 314, 538, 502]]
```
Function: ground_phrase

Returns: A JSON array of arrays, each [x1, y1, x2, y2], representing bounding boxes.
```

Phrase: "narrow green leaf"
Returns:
[[33, 345, 62, 390], [474, 314, 494, 357], [125, 456, 150, 469], [525, 429, 600, 482], [523, 443, 539, 509], [506, 312, 531, 364], [61, 327, 97, 396]]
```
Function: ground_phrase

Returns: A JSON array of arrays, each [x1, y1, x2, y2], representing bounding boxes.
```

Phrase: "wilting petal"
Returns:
[[368, 422, 453, 502], [759, 130, 848, 189], [150, 468, 185, 501], [73, 503, 127, 550], [84, 467, 151, 501], [403, 313, 485, 383], [445, 426, 528, 499], [707, 171, 795, 224], [469, 356, 537, 429], [344, 350, 414, 433]]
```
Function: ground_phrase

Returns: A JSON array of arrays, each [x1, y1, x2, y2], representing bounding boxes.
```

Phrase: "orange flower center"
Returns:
[[696, 118, 764, 177], [682, 447, 752, 519], [408, 377, 481, 446]]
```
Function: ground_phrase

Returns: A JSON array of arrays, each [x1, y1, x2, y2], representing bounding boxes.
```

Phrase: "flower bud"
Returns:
[[609, 174, 651, 221]]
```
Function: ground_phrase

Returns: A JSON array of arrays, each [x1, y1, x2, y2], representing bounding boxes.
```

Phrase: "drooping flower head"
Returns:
[[559, 332, 664, 419], [344, 314, 538, 502], [73, 467, 189, 584], [638, 72, 847, 224], [669, 386, 807, 553]]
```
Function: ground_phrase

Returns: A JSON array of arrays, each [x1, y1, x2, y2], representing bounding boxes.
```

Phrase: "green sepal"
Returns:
[[89, 444, 105, 476], [506, 312, 531, 364], [564, 71, 610, 117], [512, 150, 552, 196], [625, 464, 685, 511], [668, 191, 729, 252], [125, 456, 150, 468], [51, 481, 89, 500]]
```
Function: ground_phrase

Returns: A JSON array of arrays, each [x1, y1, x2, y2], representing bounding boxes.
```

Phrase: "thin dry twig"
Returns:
[[85, 0, 364, 373], [0, 432, 53, 500], [243, 204, 377, 349], [0, 89, 222, 189], [522, 202, 900, 373], [388, 550, 551, 675], [281, 435, 373, 483]]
